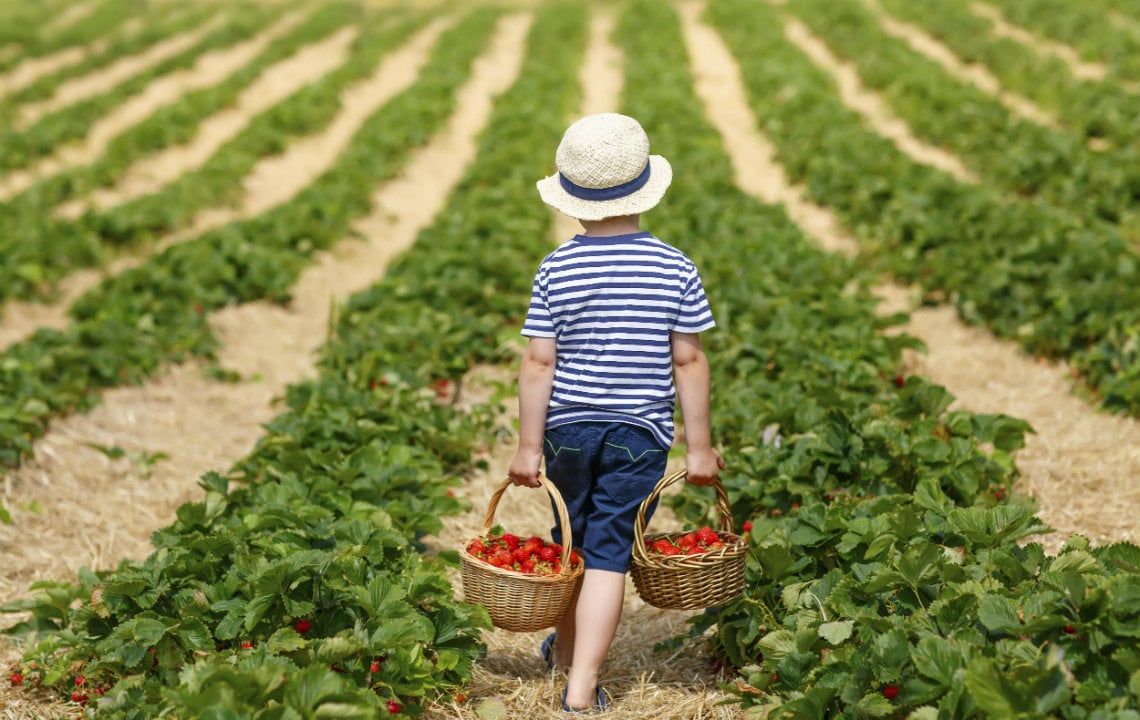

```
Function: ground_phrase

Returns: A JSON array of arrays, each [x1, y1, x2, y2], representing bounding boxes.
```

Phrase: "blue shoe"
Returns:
[[541, 632, 557, 670], [561, 684, 608, 713]]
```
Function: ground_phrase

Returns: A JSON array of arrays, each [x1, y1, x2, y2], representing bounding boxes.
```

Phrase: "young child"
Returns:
[[507, 113, 724, 713]]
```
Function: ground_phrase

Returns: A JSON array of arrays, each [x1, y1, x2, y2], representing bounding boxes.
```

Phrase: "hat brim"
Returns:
[[536, 155, 672, 222]]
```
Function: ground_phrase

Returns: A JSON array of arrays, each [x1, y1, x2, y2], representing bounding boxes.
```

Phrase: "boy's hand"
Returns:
[[507, 448, 543, 488], [685, 447, 725, 487]]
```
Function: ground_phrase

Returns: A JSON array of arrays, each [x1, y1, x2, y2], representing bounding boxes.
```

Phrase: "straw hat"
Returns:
[[537, 113, 673, 221]]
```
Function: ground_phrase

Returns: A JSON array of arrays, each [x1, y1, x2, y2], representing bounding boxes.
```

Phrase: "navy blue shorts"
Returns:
[[542, 422, 668, 573]]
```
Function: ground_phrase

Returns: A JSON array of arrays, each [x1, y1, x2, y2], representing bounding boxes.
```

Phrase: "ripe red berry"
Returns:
[[883, 684, 899, 700], [9, 672, 22, 685], [742, 521, 752, 533], [893, 375, 905, 388], [387, 699, 402, 714], [75, 675, 86, 687], [294, 619, 311, 634], [370, 662, 381, 673], [455, 692, 466, 702], [1064, 625, 1076, 634], [241, 641, 253, 649]]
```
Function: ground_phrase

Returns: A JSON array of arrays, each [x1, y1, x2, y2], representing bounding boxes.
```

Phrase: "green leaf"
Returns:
[[818, 620, 854, 645], [976, 594, 1020, 634]]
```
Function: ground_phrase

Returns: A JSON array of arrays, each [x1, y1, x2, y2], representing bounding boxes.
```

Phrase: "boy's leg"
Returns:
[[563, 569, 625, 708], [563, 423, 666, 709]]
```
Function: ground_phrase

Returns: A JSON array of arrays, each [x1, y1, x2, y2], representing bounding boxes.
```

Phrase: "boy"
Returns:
[[507, 113, 724, 713]]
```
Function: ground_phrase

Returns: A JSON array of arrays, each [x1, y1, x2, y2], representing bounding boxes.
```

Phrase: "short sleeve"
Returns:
[[673, 264, 715, 333], [521, 265, 555, 337]]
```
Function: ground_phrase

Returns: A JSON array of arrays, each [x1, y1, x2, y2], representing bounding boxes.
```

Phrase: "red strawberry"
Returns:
[[1064, 625, 1076, 634], [468, 539, 487, 556], [241, 641, 253, 649], [538, 546, 557, 563], [652, 539, 674, 554], [696, 526, 719, 546], [501, 533, 519, 550], [455, 692, 466, 702], [294, 619, 311, 634], [883, 684, 899, 700], [9, 672, 22, 685], [370, 661, 381, 673], [742, 521, 752, 533], [569, 550, 581, 566], [893, 374, 905, 388], [512, 547, 532, 564], [387, 699, 402, 714], [75, 675, 86, 687], [676, 533, 697, 549]]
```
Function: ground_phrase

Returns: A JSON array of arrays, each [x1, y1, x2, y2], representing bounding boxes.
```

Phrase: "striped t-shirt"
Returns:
[[521, 231, 715, 449]]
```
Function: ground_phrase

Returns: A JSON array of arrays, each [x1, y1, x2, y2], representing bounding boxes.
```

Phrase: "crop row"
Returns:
[[876, 0, 1140, 151], [712, 0, 1140, 416], [976, 0, 1140, 82], [791, 0, 1140, 228], [636, 1, 1140, 716], [0, 3, 401, 304], [1, 3, 217, 108], [0, 0, 144, 67], [0, 8, 495, 468], [4, 3, 588, 716], [0, 4, 272, 172]]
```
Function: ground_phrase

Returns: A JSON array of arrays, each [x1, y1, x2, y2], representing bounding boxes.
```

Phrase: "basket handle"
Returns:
[[630, 469, 735, 565], [481, 475, 577, 577]]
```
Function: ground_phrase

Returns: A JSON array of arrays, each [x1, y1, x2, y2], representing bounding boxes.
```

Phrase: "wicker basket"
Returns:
[[630, 469, 748, 610], [459, 475, 584, 632]]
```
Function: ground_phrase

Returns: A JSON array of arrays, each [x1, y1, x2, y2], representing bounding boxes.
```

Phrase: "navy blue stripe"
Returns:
[[559, 163, 651, 201]]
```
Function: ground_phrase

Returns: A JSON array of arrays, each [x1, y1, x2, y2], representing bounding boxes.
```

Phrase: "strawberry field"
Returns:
[[1, 0, 1139, 718]]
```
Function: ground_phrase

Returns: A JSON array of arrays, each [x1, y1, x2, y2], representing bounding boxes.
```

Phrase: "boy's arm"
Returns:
[[671, 330, 724, 486], [508, 336, 557, 487]]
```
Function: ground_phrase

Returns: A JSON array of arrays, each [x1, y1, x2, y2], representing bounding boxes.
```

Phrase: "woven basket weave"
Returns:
[[630, 469, 747, 610], [459, 476, 584, 632]]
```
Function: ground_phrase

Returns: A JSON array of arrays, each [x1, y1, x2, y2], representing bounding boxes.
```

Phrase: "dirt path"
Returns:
[[680, 0, 1139, 552], [780, 14, 978, 184], [968, 1, 1108, 83], [13, 15, 221, 130], [41, 1, 98, 34], [0, 10, 519, 606], [0, 38, 110, 98], [0, 19, 444, 354], [60, 25, 359, 215], [0, 13, 301, 202], [417, 12, 738, 720], [861, 0, 1058, 129]]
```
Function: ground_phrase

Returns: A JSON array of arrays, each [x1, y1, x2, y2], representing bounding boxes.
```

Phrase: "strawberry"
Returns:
[[538, 546, 557, 563], [696, 526, 719, 546], [9, 672, 22, 685], [523, 536, 544, 555], [569, 550, 582, 566], [652, 539, 674, 554], [1064, 625, 1077, 634], [501, 533, 520, 550], [294, 619, 311, 634], [241, 641, 253, 649], [370, 661, 381, 673], [882, 684, 899, 700], [455, 692, 466, 703], [468, 539, 487, 556], [742, 521, 752, 533], [387, 699, 402, 714], [512, 547, 532, 564], [520, 559, 536, 574], [75, 675, 86, 687], [676, 533, 697, 550], [659, 544, 682, 556]]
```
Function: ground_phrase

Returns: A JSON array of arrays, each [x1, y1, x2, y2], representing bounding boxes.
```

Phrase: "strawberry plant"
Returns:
[[615, 2, 1140, 716]]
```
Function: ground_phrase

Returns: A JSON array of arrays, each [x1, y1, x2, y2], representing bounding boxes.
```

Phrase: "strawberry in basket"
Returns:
[[466, 533, 582, 576], [645, 526, 730, 556]]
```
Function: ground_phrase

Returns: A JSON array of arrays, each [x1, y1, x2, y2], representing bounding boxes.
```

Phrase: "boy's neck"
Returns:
[[578, 214, 642, 237]]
